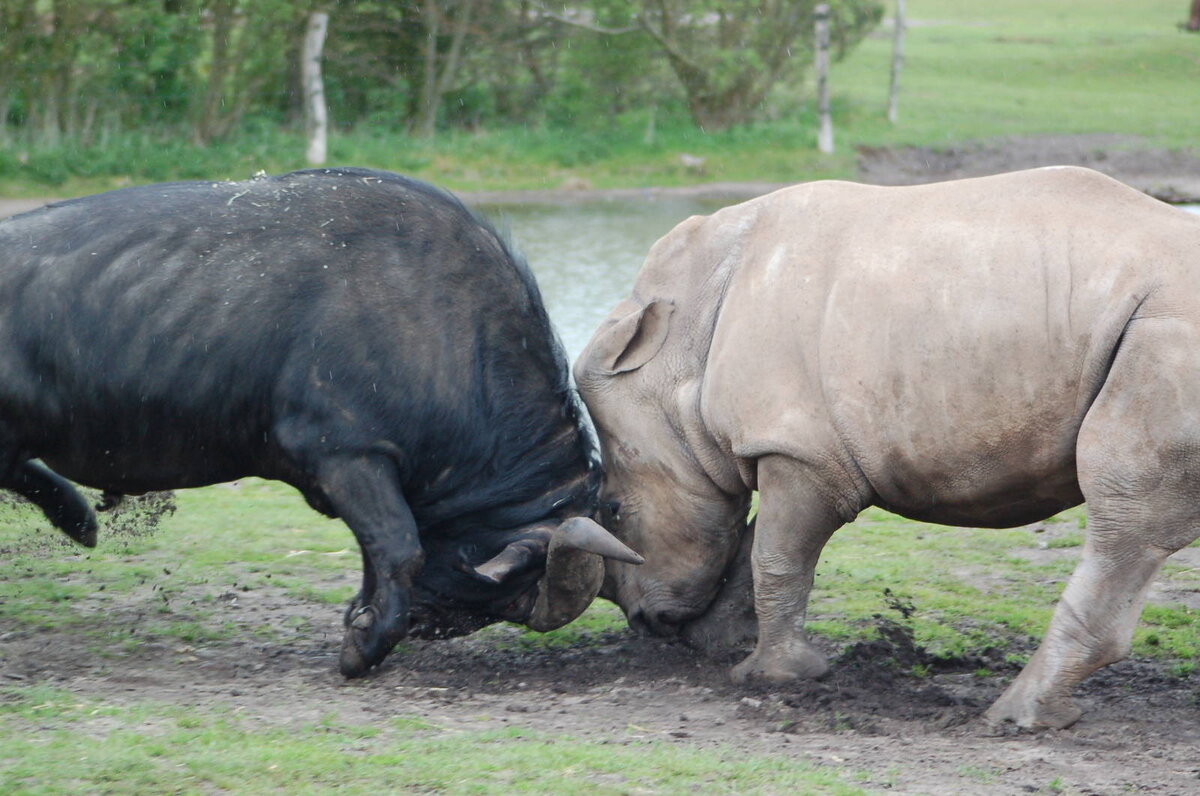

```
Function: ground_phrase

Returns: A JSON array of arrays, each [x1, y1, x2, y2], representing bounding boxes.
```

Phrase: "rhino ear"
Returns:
[[584, 299, 674, 375]]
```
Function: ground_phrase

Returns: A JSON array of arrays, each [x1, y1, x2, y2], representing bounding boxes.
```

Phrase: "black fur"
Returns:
[[0, 167, 600, 661]]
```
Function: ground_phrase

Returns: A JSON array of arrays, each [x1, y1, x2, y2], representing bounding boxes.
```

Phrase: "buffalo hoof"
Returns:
[[339, 607, 381, 678], [338, 603, 407, 678], [731, 643, 830, 685], [63, 514, 98, 549], [983, 690, 1083, 730]]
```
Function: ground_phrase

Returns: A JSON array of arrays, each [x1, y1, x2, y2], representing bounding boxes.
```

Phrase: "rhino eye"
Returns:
[[604, 500, 622, 523]]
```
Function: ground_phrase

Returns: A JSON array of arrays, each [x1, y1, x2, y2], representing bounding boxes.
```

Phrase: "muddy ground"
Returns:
[[2, 560, 1198, 796], [2, 135, 1199, 794]]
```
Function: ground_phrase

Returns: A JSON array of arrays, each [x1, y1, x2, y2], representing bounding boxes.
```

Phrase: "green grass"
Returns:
[[0, 685, 862, 795], [0, 0, 1196, 196], [835, 0, 1200, 149], [807, 505, 1200, 662]]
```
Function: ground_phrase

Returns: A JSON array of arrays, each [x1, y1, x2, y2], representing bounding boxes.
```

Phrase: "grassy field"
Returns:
[[0, 0, 1196, 197]]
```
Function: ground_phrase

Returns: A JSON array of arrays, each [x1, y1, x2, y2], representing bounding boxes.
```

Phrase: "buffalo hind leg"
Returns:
[[986, 318, 1200, 728], [2, 460, 98, 547], [731, 456, 848, 684], [311, 453, 423, 678]]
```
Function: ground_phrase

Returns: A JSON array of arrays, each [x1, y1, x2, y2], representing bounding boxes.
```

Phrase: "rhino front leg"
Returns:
[[682, 518, 758, 658], [731, 455, 849, 685]]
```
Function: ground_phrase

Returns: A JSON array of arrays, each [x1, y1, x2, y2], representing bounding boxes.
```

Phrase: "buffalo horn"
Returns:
[[472, 537, 546, 584], [524, 517, 642, 632]]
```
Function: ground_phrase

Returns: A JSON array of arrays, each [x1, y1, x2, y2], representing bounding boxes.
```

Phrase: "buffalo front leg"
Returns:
[[731, 456, 848, 684], [342, 550, 377, 630], [3, 460, 98, 547], [313, 454, 423, 678]]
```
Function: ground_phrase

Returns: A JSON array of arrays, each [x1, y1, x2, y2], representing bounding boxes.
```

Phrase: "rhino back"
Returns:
[[701, 167, 1200, 524]]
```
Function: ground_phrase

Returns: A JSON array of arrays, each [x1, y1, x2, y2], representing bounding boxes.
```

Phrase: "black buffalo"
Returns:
[[0, 168, 640, 676]]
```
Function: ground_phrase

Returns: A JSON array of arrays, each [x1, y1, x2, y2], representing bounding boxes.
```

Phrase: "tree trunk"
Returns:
[[887, 0, 905, 124], [815, 4, 833, 154], [413, 0, 477, 138], [197, 0, 235, 145], [413, 0, 441, 137], [302, 10, 330, 165], [1188, 0, 1200, 31]]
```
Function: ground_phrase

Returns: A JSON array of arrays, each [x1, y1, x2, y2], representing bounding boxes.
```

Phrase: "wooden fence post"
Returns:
[[887, 0, 906, 124]]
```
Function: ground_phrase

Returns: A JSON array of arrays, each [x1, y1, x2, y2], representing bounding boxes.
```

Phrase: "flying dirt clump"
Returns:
[[94, 491, 178, 540], [0, 488, 176, 557]]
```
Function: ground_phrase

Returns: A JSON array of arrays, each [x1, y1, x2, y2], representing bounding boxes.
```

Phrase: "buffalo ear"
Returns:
[[582, 299, 674, 375]]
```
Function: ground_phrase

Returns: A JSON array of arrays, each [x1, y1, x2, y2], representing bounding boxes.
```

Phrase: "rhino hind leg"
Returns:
[[731, 455, 849, 685], [2, 460, 98, 547], [987, 319, 1200, 729], [306, 452, 423, 678]]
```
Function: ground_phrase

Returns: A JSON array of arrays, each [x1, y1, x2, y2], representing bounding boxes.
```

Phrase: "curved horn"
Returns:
[[471, 537, 548, 584], [524, 517, 642, 632]]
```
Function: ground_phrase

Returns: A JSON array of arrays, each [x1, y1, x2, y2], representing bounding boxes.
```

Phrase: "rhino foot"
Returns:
[[731, 642, 830, 685], [984, 689, 1083, 730]]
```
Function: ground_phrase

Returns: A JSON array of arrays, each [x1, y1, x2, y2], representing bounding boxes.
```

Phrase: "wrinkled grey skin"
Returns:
[[575, 167, 1200, 729]]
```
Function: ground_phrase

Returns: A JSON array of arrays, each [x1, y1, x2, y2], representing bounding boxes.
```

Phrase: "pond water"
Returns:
[[479, 199, 723, 361], [489, 200, 1200, 363]]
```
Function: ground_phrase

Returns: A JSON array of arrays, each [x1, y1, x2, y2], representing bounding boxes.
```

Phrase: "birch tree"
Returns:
[[302, 9, 330, 164]]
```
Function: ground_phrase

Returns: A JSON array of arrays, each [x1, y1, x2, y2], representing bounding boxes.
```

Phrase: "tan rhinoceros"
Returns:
[[574, 166, 1200, 729]]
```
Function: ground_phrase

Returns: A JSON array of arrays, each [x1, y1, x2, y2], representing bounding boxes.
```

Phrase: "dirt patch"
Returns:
[[2, 575, 1197, 795], [856, 134, 1200, 203]]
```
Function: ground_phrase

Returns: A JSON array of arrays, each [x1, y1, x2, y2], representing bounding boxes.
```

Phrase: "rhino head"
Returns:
[[573, 297, 751, 637]]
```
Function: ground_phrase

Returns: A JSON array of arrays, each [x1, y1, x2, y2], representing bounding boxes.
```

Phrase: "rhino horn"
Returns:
[[524, 517, 642, 632]]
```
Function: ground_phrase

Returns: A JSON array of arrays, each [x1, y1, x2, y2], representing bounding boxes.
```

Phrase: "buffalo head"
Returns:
[[408, 515, 643, 639]]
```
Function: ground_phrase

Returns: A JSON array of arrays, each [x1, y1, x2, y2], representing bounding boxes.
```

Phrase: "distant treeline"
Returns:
[[0, 0, 881, 145]]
